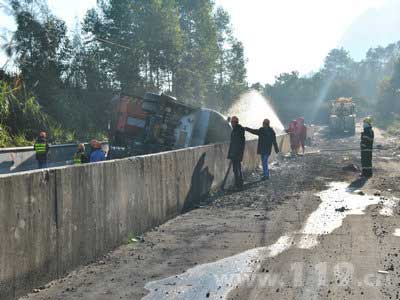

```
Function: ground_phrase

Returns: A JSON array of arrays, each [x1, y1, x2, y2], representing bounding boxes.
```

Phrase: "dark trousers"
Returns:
[[37, 160, 48, 169], [361, 149, 373, 177], [231, 159, 243, 188]]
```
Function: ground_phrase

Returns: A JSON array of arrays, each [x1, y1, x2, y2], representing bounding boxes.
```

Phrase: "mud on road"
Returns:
[[20, 127, 400, 300]]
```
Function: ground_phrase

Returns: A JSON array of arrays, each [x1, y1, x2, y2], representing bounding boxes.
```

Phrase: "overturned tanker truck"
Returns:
[[108, 93, 232, 158]]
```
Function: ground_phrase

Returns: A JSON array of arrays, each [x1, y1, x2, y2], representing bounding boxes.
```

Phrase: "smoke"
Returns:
[[227, 90, 285, 138], [310, 73, 336, 123]]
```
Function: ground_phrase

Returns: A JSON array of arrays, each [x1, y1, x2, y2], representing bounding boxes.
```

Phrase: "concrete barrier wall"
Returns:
[[0, 135, 290, 299], [0, 143, 109, 175]]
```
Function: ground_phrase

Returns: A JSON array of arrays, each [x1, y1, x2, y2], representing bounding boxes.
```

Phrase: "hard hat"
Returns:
[[363, 117, 373, 125]]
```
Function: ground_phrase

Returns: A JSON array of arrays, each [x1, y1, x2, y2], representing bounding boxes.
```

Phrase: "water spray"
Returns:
[[226, 90, 285, 136]]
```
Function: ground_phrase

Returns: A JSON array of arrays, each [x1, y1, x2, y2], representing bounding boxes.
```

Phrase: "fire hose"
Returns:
[[308, 146, 398, 154], [220, 162, 232, 191], [220, 146, 399, 191]]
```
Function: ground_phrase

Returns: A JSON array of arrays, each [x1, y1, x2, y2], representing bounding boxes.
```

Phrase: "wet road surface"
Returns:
[[20, 127, 400, 300]]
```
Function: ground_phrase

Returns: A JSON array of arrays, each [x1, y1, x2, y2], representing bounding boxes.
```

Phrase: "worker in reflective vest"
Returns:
[[73, 143, 89, 165], [34, 131, 49, 169]]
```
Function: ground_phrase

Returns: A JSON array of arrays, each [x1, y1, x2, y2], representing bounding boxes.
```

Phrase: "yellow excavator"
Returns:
[[329, 97, 356, 136]]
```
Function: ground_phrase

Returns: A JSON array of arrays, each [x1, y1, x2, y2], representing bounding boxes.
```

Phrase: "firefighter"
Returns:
[[296, 117, 307, 154], [227, 116, 245, 189], [245, 119, 279, 180], [34, 131, 49, 169], [360, 117, 374, 177], [73, 143, 89, 165], [286, 120, 298, 156]]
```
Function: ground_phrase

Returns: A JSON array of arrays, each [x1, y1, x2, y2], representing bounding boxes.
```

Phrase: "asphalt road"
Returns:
[[20, 126, 400, 300]]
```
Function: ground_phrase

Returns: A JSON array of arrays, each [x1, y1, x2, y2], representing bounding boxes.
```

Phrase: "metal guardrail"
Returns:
[[0, 143, 78, 154], [0, 142, 109, 175], [0, 142, 108, 154]]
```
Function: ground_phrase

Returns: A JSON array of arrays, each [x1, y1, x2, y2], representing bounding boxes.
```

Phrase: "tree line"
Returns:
[[1, 0, 400, 147], [258, 43, 400, 126], [0, 0, 248, 146]]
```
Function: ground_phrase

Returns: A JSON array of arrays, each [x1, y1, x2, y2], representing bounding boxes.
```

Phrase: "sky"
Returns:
[[214, 0, 386, 83], [0, 0, 389, 84]]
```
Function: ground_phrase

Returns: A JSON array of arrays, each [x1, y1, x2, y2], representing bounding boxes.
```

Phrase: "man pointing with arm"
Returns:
[[245, 119, 279, 180]]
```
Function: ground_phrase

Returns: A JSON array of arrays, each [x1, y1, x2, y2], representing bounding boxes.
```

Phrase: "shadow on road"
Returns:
[[348, 177, 369, 190], [211, 178, 266, 199]]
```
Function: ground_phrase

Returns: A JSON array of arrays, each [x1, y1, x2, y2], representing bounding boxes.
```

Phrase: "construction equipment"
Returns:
[[328, 97, 356, 136], [108, 93, 232, 158]]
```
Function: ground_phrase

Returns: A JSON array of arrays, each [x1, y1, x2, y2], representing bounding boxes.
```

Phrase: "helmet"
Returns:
[[297, 117, 305, 123], [363, 117, 373, 125]]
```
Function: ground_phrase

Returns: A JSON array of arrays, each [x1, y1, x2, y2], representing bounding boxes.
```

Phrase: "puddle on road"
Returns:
[[379, 198, 397, 216], [299, 182, 397, 249], [393, 229, 400, 237], [143, 247, 261, 300], [143, 183, 398, 300], [381, 157, 395, 161], [142, 235, 294, 300]]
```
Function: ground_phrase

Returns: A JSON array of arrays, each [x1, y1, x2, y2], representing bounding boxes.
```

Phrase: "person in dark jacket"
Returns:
[[34, 131, 49, 169], [73, 143, 89, 165], [245, 119, 279, 180], [227, 116, 245, 189], [360, 117, 374, 177]]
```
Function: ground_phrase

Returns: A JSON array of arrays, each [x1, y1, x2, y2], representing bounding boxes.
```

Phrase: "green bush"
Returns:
[[0, 80, 53, 146], [0, 125, 12, 147], [384, 116, 400, 135], [48, 124, 77, 144], [12, 134, 32, 147]]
